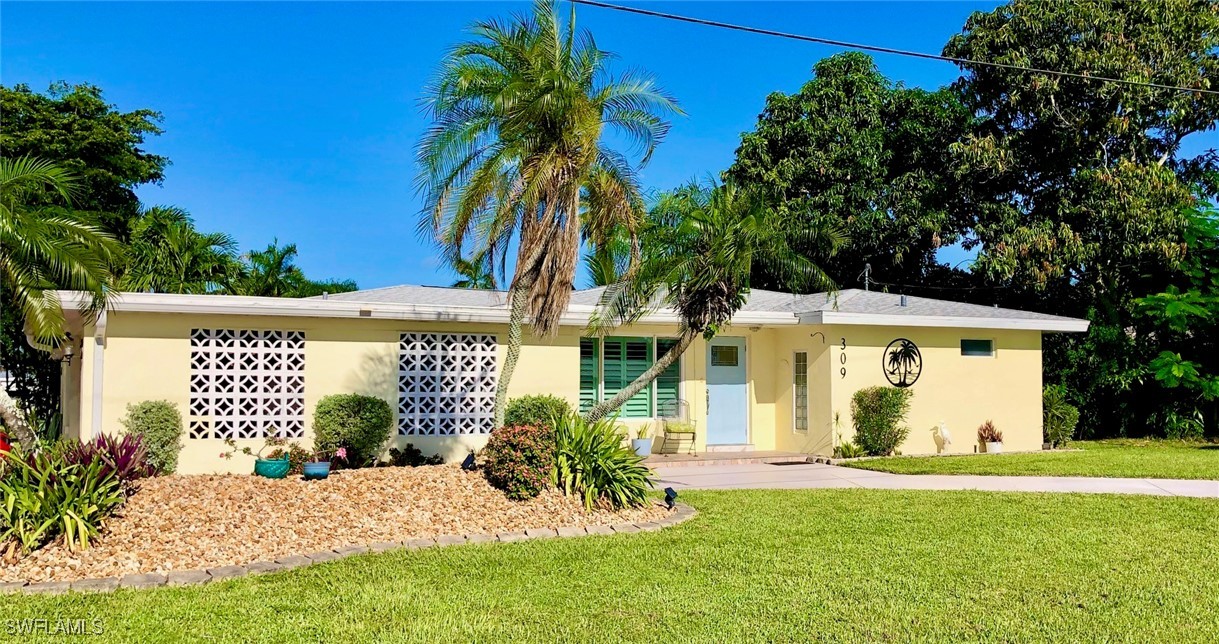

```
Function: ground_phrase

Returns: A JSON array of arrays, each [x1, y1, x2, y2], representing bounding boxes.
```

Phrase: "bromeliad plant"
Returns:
[[977, 421, 1003, 444], [0, 448, 125, 554], [64, 433, 155, 492], [551, 413, 652, 510]]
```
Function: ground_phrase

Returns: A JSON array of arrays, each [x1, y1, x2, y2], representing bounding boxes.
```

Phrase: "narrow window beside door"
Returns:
[[793, 352, 808, 433]]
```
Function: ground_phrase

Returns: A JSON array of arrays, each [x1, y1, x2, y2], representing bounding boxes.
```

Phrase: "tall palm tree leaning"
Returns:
[[0, 156, 119, 445], [583, 179, 847, 422], [417, 0, 680, 426]]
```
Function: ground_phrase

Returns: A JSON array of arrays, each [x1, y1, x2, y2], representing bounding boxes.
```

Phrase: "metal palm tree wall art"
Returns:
[[884, 338, 922, 387]]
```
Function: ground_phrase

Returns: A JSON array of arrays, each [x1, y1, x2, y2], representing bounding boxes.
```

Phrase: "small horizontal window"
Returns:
[[711, 345, 739, 367], [961, 339, 994, 357]]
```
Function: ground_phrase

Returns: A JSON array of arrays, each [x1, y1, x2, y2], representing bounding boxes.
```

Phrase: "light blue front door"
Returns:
[[706, 337, 748, 444]]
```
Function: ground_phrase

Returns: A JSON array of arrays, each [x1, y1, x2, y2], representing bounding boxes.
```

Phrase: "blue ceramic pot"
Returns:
[[303, 461, 331, 480], [254, 457, 291, 479]]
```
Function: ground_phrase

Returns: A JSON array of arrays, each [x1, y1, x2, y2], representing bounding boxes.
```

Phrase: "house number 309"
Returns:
[[839, 337, 847, 378]]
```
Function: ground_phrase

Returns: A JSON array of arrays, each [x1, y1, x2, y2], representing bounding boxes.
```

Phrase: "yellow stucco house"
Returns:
[[57, 286, 1087, 474]]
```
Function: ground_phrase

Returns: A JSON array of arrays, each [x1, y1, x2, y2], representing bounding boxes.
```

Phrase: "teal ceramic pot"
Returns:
[[254, 457, 291, 479], [303, 461, 331, 480]]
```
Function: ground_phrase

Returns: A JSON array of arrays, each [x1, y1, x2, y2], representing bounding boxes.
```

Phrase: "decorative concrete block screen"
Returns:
[[398, 332, 498, 435], [188, 329, 306, 439]]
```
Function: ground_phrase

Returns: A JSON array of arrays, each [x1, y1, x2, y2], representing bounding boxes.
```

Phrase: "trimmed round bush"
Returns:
[[482, 424, 555, 500], [505, 394, 573, 429], [119, 400, 184, 474], [850, 386, 913, 456], [312, 394, 393, 467]]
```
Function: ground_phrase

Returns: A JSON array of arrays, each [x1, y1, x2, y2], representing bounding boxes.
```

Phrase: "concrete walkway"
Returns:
[[652, 461, 1219, 498]]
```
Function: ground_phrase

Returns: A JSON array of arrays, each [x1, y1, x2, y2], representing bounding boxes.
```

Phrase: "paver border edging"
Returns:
[[5, 503, 697, 595]]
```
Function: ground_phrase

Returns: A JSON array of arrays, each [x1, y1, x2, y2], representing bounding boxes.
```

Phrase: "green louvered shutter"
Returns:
[[622, 338, 653, 418], [656, 338, 681, 414], [579, 338, 599, 412], [602, 337, 653, 418]]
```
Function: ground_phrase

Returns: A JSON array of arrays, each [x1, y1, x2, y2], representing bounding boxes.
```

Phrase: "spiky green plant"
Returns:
[[551, 412, 652, 510]]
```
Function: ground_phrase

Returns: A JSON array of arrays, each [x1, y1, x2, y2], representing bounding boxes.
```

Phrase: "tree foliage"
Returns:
[[727, 52, 972, 292], [0, 82, 168, 239]]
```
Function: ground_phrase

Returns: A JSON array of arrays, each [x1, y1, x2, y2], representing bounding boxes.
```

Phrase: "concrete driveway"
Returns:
[[651, 461, 1219, 498]]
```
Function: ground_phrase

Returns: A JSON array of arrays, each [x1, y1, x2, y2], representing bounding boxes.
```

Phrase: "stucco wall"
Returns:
[[79, 312, 728, 474], [822, 325, 1044, 455], [69, 310, 1046, 473]]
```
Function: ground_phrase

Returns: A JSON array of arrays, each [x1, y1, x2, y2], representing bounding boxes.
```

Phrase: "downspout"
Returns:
[[90, 310, 108, 442]]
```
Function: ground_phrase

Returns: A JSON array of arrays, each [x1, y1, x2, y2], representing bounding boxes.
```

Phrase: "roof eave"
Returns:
[[56, 292, 800, 327], [801, 311, 1090, 333]]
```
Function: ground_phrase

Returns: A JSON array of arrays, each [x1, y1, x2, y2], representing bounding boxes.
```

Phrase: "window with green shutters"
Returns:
[[579, 338, 599, 412], [655, 339, 681, 414], [580, 337, 680, 418]]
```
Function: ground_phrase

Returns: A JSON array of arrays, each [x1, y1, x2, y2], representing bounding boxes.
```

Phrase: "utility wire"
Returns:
[[571, 0, 1219, 96]]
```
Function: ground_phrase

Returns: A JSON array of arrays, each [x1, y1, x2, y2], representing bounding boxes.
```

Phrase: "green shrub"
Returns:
[[833, 439, 867, 459], [850, 386, 913, 456], [552, 414, 652, 510], [505, 395, 573, 429], [388, 444, 444, 467], [482, 424, 555, 500], [1043, 385, 1080, 448], [119, 400, 183, 474], [312, 394, 393, 467], [0, 449, 125, 553]]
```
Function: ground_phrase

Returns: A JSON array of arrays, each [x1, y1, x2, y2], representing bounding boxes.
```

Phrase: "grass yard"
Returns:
[[6, 489, 1218, 642], [844, 439, 1219, 480]]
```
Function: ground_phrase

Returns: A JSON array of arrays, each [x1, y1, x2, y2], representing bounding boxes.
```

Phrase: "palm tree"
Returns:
[[583, 180, 846, 421], [121, 206, 239, 294], [450, 251, 497, 289], [232, 240, 307, 297], [417, 0, 680, 426], [0, 156, 119, 345]]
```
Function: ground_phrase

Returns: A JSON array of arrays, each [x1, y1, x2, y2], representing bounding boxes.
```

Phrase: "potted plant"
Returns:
[[631, 423, 653, 457], [303, 447, 347, 480], [221, 436, 295, 479], [978, 420, 1004, 454]]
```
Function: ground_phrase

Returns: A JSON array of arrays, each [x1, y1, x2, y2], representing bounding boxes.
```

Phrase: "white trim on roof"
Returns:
[[56, 292, 798, 327], [57, 291, 1087, 332], [801, 311, 1089, 333]]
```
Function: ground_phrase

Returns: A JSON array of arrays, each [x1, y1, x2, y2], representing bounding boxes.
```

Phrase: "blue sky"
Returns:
[[6, 1, 1008, 289]]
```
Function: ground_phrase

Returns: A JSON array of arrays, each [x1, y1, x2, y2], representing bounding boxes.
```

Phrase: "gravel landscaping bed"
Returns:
[[2, 464, 669, 583]]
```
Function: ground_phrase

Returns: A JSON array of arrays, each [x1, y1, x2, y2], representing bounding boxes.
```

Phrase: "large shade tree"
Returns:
[[417, 0, 680, 425], [583, 180, 845, 421], [945, 0, 1219, 437], [727, 52, 973, 293]]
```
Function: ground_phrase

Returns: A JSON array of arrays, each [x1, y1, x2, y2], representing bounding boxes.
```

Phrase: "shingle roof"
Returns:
[[317, 284, 1084, 328], [318, 284, 509, 308]]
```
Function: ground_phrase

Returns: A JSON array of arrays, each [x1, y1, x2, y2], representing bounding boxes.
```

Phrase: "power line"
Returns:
[[571, 0, 1219, 97]]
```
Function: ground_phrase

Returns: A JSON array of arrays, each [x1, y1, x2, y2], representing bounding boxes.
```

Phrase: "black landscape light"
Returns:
[[664, 487, 678, 510], [461, 451, 477, 471]]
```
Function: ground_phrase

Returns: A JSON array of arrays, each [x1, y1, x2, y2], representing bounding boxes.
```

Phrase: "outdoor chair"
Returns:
[[658, 399, 696, 456]]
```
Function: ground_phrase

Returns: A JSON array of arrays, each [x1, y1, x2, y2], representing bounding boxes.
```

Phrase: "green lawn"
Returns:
[[844, 439, 1219, 480], [6, 489, 1219, 642]]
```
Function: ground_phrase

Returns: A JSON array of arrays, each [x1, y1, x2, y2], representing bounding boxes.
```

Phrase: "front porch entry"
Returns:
[[706, 336, 748, 446]]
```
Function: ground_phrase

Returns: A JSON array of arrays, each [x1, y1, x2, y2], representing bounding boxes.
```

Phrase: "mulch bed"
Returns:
[[1, 464, 668, 583]]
